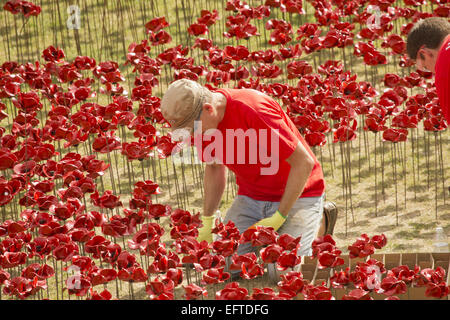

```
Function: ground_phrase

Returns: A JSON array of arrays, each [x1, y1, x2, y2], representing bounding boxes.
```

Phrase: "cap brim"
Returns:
[[169, 122, 195, 135]]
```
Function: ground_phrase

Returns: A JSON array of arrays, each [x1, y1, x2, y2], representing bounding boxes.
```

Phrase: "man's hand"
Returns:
[[249, 210, 287, 231], [197, 215, 215, 243]]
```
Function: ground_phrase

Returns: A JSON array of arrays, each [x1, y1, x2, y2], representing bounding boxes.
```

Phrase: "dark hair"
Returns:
[[406, 17, 450, 59]]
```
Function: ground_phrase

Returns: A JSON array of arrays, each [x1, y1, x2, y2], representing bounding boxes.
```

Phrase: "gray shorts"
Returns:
[[224, 193, 325, 256], [223, 193, 325, 280]]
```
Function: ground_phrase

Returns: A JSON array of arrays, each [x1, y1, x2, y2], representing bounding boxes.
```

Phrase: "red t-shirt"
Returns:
[[194, 88, 325, 202], [435, 34, 450, 124]]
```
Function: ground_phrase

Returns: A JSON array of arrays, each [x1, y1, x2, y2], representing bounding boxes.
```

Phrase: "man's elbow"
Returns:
[[301, 154, 315, 173], [289, 152, 314, 173], [287, 144, 315, 172], [206, 162, 224, 171]]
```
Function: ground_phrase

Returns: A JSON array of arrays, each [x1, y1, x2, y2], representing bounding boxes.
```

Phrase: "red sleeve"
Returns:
[[435, 36, 450, 124]]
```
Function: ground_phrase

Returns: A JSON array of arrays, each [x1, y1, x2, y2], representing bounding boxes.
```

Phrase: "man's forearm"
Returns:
[[203, 164, 226, 216], [278, 158, 314, 216]]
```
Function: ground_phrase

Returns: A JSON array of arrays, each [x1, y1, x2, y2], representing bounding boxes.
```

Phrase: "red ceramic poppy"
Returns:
[[333, 119, 358, 143], [425, 281, 449, 299], [260, 244, 284, 264], [0, 185, 14, 207], [188, 23, 209, 36], [73, 56, 96, 70], [305, 131, 327, 147], [330, 268, 351, 288], [277, 247, 301, 271], [249, 287, 278, 300], [414, 267, 446, 286], [121, 141, 151, 161], [370, 234, 387, 249], [90, 267, 118, 287], [276, 270, 304, 298], [0, 251, 28, 269], [283, 0, 304, 14], [364, 116, 387, 133], [69, 227, 95, 243], [155, 135, 179, 159], [202, 267, 231, 285], [101, 215, 130, 238], [149, 30, 172, 46], [194, 252, 225, 272], [170, 223, 199, 240], [50, 199, 83, 221], [80, 155, 111, 179], [206, 70, 231, 86], [241, 260, 265, 280], [53, 241, 79, 262], [26, 236, 52, 259], [147, 204, 171, 220], [0, 149, 17, 171], [0, 269, 10, 285], [268, 28, 293, 46], [378, 276, 407, 296], [196, 9, 219, 26], [250, 63, 282, 79], [241, 225, 278, 247], [145, 16, 170, 33], [182, 283, 208, 300], [88, 289, 112, 300], [424, 115, 447, 131], [276, 44, 302, 60], [42, 46, 65, 63], [66, 273, 92, 297], [92, 133, 121, 153], [348, 233, 375, 259], [382, 128, 408, 142], [170, 209, 201, 228], [192, 38, 213, 51], [210, 238, 236, 257], [224, 17, 259, 40], [148, 249, 180, 274], [303, 283, 334, 300], [215, 282, 249, 300], [381, 34, 406, 55], [342, 288, 373, 300], [3, 276, 46, 299], [434, 5, 450, 17], [349, 268, 368, 290], [3, 1, 22, 14], [387, 265, 417, 284], [318, 250, 345, 269], [223, 45, 250, 61], [12, 91, 42, 113], [4, 0, 41, 17], [311, 234, 336, 257], [84, 235, 110, 259], [146, 276, 174, 300], [286, 60, 313, 79]]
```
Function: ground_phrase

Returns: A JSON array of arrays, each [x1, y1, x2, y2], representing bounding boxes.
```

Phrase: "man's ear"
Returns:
[[203, 103, 214, 114]]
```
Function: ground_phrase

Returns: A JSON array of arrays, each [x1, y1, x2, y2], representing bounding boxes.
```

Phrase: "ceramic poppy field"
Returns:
[[0, 0, 449, 300]]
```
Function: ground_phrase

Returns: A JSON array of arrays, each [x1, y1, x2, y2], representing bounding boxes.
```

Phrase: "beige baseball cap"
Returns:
[[160, 79, 208, 131]]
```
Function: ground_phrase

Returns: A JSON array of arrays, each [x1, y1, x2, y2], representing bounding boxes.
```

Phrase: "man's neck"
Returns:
[[214, 92, 227, 123]]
